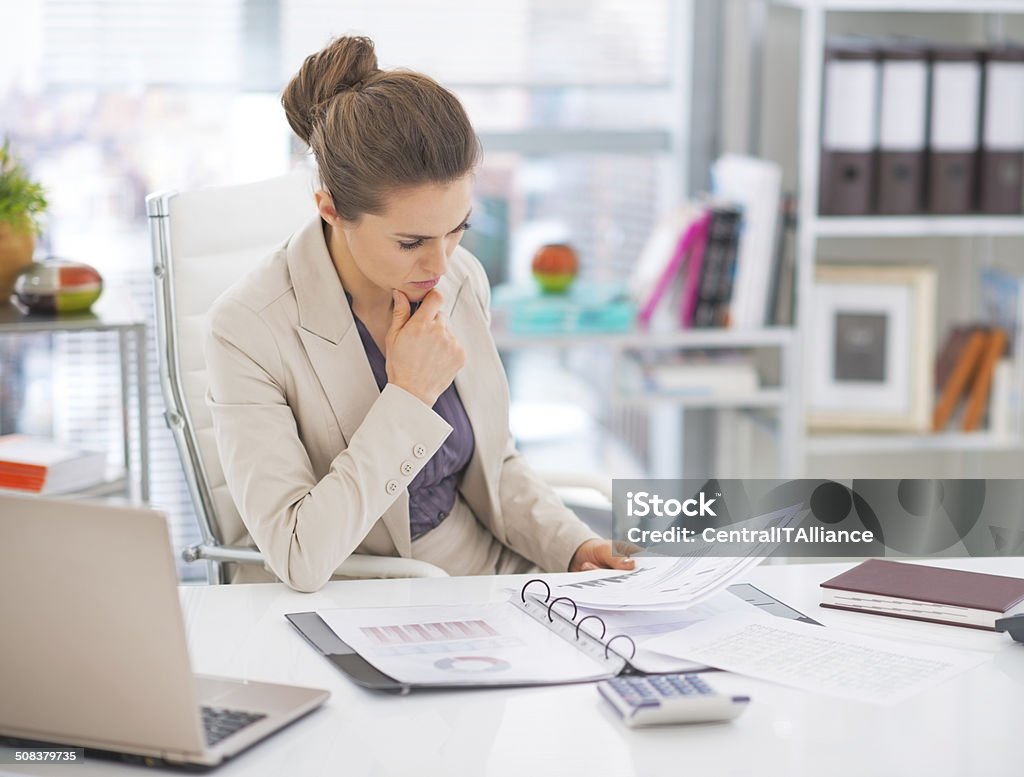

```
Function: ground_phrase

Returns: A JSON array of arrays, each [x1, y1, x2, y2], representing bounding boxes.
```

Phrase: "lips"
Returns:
[[410, 278, 439, 289]]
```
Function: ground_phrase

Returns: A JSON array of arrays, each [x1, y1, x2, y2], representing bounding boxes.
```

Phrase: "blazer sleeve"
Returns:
[[464, 260, 601, 572], [204, 296, 452, 592]]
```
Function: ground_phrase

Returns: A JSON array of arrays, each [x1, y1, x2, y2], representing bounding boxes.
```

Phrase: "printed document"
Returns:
[[318, 603, 611, 686], [644, 611, 989, 705], [555, 503, 807, 609], [577, 590, 756, 673]]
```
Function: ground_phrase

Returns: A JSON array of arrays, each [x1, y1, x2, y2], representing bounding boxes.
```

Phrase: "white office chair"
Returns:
[[146, 171, 448, 583]]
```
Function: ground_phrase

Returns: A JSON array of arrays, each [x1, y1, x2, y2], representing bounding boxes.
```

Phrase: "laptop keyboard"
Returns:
[[201, 706, 267, 747]]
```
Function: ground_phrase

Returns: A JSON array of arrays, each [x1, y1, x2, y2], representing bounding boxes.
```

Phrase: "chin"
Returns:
[[404, 288, 430, 303]]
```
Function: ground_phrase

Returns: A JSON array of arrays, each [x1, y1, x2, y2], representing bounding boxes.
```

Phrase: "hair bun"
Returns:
[[281, 35, 380, 145]]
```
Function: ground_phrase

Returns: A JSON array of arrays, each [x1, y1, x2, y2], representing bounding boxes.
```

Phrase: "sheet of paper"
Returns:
[[555, 503, 807, 609], [318, 602, 612, 686], [643, 611, 990, 706], [578, 590, 756, 673]]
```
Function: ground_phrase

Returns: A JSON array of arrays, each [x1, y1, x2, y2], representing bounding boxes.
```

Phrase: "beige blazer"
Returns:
[[204, 216, 599, 591]]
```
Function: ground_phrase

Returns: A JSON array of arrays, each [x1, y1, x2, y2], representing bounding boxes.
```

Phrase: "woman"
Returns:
[[204, 35, 634, 592]]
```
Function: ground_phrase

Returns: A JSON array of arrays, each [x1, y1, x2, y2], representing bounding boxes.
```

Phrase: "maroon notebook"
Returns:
[[820, 559, 1024, 630]]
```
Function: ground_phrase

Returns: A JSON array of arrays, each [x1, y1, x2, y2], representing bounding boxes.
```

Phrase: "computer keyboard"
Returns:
[[201, 706, 267, 746]]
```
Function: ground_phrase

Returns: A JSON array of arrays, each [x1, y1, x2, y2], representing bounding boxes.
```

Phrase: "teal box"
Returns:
[[490, 282, 636, 335]]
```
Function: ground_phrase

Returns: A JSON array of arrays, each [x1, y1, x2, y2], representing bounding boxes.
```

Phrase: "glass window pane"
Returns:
[[282, 0, 672, 86], [460, 87, 676, 132]]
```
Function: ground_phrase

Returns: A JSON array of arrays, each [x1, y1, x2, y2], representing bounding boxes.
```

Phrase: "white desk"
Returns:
[[4, 558, 1023, 777]]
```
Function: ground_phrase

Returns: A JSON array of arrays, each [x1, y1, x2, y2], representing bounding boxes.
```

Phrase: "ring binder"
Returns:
[[287, 582, 819, 691], [547, 596, 578, 623], [576, 614, 607, 641], [519, 579, 638, 667], [605, 634, 638, 661], [521, 578, 551, 603]]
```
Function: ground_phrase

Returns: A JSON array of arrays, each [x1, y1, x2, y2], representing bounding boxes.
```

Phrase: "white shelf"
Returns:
[[768, 0, 1024, 13], [806, 431, 1024, 455], [615, 389, 787, 409], [0, 474, 129, 500], [491, 327, 796, 351], [813, 216, 1024, 238]]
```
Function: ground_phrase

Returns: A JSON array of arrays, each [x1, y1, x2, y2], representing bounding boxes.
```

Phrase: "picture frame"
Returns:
[[809, 264, 936, 432]]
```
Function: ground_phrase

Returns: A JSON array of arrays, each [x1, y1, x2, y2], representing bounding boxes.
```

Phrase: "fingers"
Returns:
[[612, 539, 644, 558], [389, 290, 411, 330], [411, 288, 444, 321]]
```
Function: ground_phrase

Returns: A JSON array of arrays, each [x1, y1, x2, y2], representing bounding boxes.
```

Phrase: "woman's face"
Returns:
[[328, 176, 474, 304]]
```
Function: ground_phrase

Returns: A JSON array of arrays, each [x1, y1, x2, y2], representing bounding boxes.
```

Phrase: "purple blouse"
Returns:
[[346, 294, 475, 539]]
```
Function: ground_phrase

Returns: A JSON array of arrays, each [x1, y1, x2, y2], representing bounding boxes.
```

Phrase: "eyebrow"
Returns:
[[393, 209, 472, 241]]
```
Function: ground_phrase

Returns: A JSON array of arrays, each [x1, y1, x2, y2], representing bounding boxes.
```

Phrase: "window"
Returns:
[[1, 0, 692, 579]]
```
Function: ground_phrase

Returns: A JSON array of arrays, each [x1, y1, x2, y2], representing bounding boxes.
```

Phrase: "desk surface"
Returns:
[[4, 558, 1023, 777]]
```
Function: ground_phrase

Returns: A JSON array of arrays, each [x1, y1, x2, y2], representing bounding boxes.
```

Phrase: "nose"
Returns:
[[423, 242, 448, 276]]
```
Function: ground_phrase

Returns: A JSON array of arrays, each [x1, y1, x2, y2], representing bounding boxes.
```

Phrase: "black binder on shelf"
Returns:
[[820, 40, 879, 215], [979, 45, 1024, 214], [876, 41, 929, 214], [284, 580, 818, 693], [927, 45, 983, 214]]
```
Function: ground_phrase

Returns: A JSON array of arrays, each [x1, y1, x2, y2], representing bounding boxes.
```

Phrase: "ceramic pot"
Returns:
[[14, 258, 104, 314], [531, 243, 579, 294], [0, 221, 35, 305]]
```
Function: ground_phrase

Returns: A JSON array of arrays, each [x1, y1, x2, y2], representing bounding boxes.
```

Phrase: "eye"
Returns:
[[398, 239, 423, 251], [457, 221, 471, 233]]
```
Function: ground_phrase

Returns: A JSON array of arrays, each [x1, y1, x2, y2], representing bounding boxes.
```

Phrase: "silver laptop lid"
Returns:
[[0, 494, 207, 758]]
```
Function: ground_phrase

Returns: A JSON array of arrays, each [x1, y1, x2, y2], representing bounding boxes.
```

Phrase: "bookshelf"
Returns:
[[752, 0, 1024, 472], [806, 431, 1024, 455], [768, 0, 1024, 13], [813, 215, 1024, 238], [493, 326, 801, 476]]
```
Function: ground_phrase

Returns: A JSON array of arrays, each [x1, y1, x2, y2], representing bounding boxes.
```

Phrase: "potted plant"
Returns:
[[0, 139, 47, 305]]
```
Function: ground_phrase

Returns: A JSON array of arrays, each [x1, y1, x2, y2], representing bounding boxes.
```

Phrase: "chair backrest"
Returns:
[[146, 171, 317, 552]]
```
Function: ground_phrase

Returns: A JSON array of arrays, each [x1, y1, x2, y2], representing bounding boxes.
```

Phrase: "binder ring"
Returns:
[[575, 614, 607, 641], [521, 578, 551, 603], [547, 596, 578, 623], [604, 634, 637, 660]]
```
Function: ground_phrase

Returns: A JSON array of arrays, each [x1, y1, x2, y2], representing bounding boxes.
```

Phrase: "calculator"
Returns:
[[597, 674, 750, 727]]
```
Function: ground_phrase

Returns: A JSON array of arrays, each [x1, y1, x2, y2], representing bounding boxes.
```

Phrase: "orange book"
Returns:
[[932, 328, 988, 431], [0, 435, 106, 495], [962, 328, 1008, 432]]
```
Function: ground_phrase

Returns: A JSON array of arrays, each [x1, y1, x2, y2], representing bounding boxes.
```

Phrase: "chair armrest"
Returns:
[[334, 555, 449, 579], [539, 471, 613, 502], [182, 544, 264, 565], [182, 544, 448, 579]]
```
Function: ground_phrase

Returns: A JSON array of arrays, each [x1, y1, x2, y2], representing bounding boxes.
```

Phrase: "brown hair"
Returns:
[[281, 36, 481, 221]]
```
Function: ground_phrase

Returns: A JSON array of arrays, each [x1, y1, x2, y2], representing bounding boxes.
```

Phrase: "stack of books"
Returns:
[[933, 325, 1009, 432], [0, 435, 107, 495], [632, 155, 789, 331], [621, 352, 760, 398], [820, 559, 1024, 630]]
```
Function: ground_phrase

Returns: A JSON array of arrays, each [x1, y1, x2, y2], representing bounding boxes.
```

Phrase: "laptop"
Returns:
[[0, 493, 329, 769]]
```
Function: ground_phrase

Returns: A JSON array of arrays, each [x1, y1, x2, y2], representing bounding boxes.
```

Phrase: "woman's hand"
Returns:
[[569, 539, 638, 573], [385, 289, 466, 407]]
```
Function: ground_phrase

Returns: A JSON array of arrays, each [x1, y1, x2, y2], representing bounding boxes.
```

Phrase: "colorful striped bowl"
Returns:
[[13, 259, 103, 314]]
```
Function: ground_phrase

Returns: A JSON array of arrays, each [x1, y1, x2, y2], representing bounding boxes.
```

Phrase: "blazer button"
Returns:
[[412, 444, 427, 459], [385, 479, 399, 495], [400, 461, 414, 476]]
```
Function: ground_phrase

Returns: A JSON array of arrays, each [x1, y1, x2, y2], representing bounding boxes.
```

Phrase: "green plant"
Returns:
[[0, 138, 47, 235]]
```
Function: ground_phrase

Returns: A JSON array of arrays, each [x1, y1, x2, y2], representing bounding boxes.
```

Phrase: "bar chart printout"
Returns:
[[318, 603, 612, 686]]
